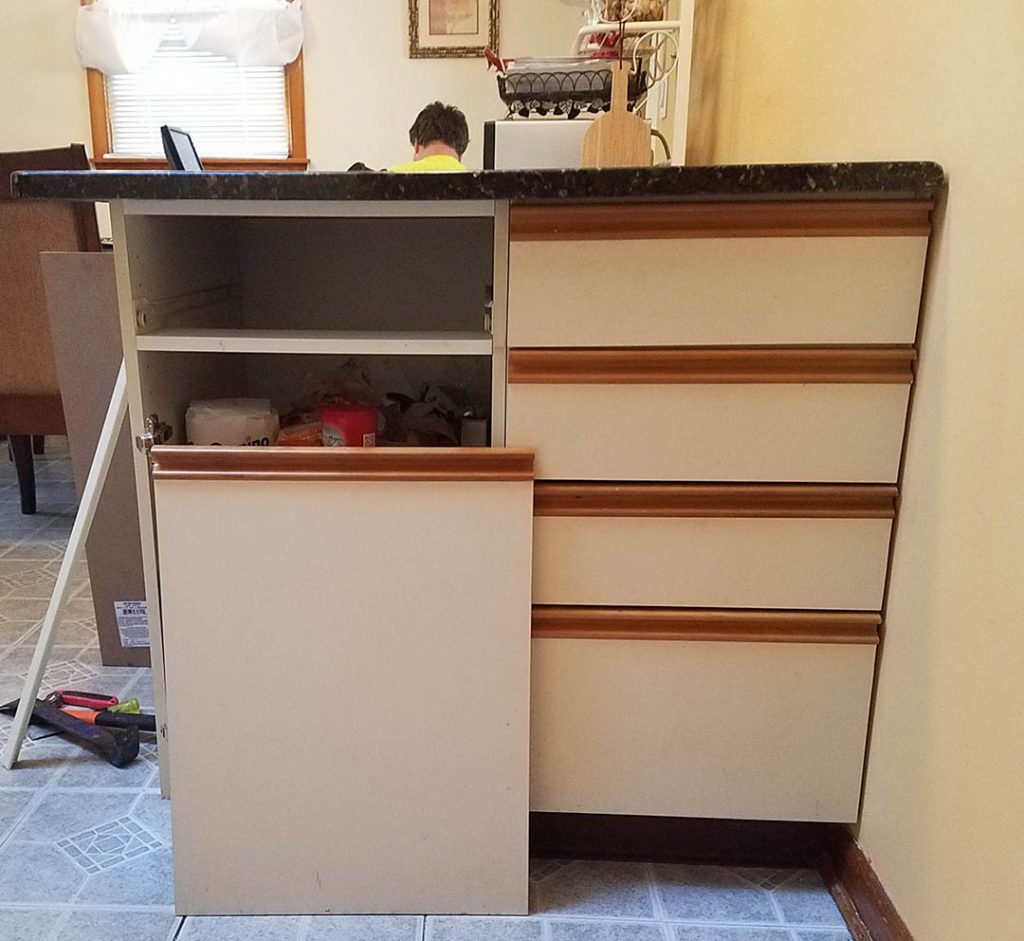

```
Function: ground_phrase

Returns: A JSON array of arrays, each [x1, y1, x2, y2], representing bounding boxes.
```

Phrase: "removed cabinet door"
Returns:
[[153, 447, 534, 916]]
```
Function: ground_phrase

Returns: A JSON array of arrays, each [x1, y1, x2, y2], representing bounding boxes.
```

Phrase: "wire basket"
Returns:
[[497, 66, 647, 118]]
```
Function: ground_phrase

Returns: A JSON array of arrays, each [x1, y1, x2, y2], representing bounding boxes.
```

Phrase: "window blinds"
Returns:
[[105, 23, 289, 159]]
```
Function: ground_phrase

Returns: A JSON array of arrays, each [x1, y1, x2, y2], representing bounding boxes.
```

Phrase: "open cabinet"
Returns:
[[111, 200, 534, 914]]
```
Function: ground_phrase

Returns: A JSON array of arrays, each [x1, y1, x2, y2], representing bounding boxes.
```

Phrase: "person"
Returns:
[[389, 102, 470, 172]]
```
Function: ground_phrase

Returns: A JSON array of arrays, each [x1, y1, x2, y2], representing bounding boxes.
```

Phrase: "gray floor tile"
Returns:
[[791, 932, 850, 941], [652, 865, 778, 924], [673, 927, 792, 941], [727, 869, 797, 891], [0, 842, 88, 902], [532, 861, 654, 919], [308, 914, 423, 940], [131, 792, 172, 842], [55, 909, 180, 941], [0, 908, 64, 941], [428, 916, 543, 941], [13, 790, 137, 842], [0, 599, 49, 621], [771, 872, 845, 927], [55, 750, 158, 789], [178, 915, 305, 940], [0, 644, 84, 675], [123, 671, 158, 711], [0, 788, 36, 835], [75, 845, 174, 905], [0, 622, 38, 645], [550, 921, 665, 941], [0, 743, 73, 788]]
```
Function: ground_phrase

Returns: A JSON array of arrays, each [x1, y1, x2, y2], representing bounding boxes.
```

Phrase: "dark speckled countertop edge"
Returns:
[[11, 162, 945, 203]]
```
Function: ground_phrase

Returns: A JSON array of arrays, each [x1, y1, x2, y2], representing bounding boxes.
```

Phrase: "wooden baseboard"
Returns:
[[529, 813, 829, 867], [823, 826, 915, 941]]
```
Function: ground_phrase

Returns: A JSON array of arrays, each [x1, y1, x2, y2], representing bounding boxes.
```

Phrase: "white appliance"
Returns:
[[483, 120, 595, 170]]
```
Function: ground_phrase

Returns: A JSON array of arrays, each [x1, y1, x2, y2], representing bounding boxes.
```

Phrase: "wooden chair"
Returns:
[[0, 145, 100, 513]]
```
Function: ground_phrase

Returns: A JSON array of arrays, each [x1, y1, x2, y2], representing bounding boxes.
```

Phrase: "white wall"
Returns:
[[710, 4, 1024, 941], [303, 0, 587, 169], [0, 0, 588, 169]]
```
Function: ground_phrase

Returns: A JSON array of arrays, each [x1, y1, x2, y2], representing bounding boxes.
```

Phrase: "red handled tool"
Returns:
[[0, 698, 138, 767], [51, 690, 118, 709]]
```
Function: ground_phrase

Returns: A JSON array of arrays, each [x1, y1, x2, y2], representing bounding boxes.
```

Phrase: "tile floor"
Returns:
[[0, 440, 852, 941]]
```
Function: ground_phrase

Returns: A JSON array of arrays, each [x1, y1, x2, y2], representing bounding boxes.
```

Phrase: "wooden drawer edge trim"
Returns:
[[534, 483, 897, 519], [532, 607, 881, 645], [509, 200, 933, 241], [151, 447, 535, 481], [508, 347, 916, 384]]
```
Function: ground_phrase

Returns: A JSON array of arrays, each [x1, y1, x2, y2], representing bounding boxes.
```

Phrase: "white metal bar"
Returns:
[[1, 363, 128, 770], [135, 329, 493, 356], [570, 19, 683, 56], [122, 200, 497, 219]]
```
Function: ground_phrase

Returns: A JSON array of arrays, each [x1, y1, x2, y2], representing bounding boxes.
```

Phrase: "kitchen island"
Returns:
[[16, 162, 943, 915]]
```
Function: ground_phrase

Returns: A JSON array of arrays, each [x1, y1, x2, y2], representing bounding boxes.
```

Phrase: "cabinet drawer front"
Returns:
[[507, 383, 911, 482], [508, 236, 927, 347], [534, 515, 892, 609], [530, 637, 876, 822]]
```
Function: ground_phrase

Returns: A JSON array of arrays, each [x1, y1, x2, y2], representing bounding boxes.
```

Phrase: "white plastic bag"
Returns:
[[185, 399, 279, 447]]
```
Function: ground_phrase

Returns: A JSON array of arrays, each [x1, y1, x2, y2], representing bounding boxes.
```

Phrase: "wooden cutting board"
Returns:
[[581, 61, 652, 168]]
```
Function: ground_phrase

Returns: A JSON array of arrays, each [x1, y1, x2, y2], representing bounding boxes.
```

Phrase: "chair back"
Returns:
[[0, 144, 100, 434]]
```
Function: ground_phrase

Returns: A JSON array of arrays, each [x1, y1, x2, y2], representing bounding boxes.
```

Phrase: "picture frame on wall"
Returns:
[[409, 0, 500, 59]]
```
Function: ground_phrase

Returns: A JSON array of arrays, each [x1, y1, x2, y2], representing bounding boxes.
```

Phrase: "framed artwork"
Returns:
[[409, 0, 500, 58]]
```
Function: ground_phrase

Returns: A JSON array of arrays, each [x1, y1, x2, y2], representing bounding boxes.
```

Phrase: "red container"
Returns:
[[321, 404, 377, 447]]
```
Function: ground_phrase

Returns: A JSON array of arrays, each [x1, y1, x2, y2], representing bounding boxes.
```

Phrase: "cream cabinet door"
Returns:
[[531, 634, 876, 822], [533, 515, 893, 609], [153, 447, 534, 916], [507, 382, 911, 482], [509, 236, 928, 347]]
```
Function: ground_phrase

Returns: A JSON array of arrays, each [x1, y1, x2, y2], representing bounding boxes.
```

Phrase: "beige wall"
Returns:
[[0, 0, 92, 153], [0, 0, 586, 169], [711, 4, 1024, 940]]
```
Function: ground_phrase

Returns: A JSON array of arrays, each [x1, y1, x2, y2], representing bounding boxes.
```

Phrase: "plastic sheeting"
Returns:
[[75, 0, 303, 74]]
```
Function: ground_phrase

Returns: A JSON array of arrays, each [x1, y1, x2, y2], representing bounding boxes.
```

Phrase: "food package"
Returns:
[[277, 422, 322, 447], [185, 399, 279, 447], [322, 405, 377, 447]]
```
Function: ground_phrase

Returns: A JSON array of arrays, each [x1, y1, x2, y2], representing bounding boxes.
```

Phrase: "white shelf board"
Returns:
[[135, 328, 493, 356]]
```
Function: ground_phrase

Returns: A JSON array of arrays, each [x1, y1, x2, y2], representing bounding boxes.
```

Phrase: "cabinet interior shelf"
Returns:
[[135, 328, 493, 356]]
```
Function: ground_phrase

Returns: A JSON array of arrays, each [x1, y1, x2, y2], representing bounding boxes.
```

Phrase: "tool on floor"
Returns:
[[0, 362, 129, 771], [42, 689, 157, 733], [51, 690, 119, 709], [0, 696, 139, 767], [57, 705, 156, 733]]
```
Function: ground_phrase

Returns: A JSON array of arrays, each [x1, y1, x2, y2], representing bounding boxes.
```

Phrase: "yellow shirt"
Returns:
[[388, 154, 467, 173]]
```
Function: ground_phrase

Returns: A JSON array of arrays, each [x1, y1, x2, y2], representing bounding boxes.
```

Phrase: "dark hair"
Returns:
[[409, 102, 470, 157]]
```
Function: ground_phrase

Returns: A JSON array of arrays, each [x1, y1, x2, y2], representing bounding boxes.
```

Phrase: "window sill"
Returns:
[[91, 156, 310, 171]]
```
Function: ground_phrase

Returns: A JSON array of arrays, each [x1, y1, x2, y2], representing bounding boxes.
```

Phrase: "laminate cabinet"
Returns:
[[507, 198, 932, 824], [13, 162, 941, 912]]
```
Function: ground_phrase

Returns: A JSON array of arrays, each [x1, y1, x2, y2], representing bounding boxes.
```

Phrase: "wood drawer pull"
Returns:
[[532, 606, 881, 645], [508, 347, 916, 384], [510, 200, 933, 241], [534, 483, 897, 519], [151, 447, 535, 481]]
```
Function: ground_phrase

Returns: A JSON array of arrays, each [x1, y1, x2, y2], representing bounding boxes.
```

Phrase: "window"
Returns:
[[85, 12, 307, 169]]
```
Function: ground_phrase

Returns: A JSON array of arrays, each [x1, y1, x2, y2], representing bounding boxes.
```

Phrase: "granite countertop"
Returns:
[[12, 162, 944, 203]]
